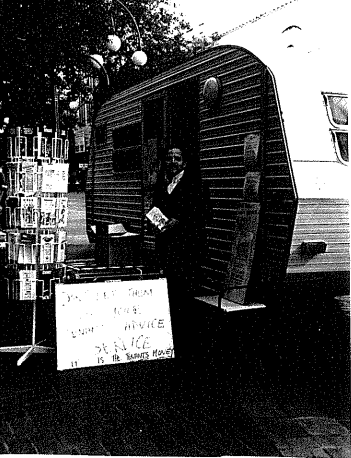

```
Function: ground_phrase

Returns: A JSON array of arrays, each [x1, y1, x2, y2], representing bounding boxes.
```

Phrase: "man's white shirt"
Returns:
[[167, 170, 184, 194]]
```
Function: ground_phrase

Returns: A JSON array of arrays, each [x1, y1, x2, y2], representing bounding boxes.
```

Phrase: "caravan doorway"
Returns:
[[141, 78, 200, 254]]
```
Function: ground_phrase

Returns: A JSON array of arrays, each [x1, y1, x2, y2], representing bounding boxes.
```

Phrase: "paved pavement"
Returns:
[[0, 191, 349, 455], [1, 299, 350, 456], [66, 190, 95, 260]]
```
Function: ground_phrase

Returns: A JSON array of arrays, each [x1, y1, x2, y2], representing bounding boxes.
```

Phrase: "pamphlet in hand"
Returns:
[[146, 207, 169, 230]]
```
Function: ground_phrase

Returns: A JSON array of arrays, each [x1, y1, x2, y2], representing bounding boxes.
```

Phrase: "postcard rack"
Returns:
[[0, 126, 70, 365], [3, 126, 69, 301]]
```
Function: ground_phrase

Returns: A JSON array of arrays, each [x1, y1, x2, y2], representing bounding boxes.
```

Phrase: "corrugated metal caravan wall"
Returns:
[[86, 97, 142, 232], [198, 52, 296, 294], [86, 45, 296, 295], [256, 73, 297, 289], [287, 198, 350, 275]]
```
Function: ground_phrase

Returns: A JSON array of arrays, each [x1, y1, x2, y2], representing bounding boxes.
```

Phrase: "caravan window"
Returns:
[[323, 93, 348, 164], [95, 123, 107, 145], [112, 123, 142, 173], [324, 93, 348, 127], [331, 130, 348, 163]]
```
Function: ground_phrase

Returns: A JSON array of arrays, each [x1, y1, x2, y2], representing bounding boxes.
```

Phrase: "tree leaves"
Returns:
[[0, 0, 207, 128]]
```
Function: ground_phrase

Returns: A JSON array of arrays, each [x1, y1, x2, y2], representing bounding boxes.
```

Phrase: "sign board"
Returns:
[[55, 278, 174, 370]]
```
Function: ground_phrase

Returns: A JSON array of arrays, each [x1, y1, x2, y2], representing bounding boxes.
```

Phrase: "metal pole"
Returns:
[[32, 130, 42, 347], [112, 0, 142, 49], [88, 55, 110, 87], [54, 85, 60, 133]]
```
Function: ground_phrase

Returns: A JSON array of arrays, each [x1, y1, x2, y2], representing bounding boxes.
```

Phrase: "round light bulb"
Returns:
[[131, 50, 147, 67], [107, 34, 121, 52], [69, 100, 79, 110], [89, 54, 104, 69]]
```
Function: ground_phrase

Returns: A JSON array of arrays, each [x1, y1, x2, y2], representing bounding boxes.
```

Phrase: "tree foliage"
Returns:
[[0, 0, 195, 129]]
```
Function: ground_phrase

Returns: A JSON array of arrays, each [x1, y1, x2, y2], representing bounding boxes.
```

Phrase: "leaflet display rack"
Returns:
[[0, 126, 69, 365]]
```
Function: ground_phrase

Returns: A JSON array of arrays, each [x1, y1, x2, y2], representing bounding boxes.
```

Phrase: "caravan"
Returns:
[[85, 3, 349, 304]]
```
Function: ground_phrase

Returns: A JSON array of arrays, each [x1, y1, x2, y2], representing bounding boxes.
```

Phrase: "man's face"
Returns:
[[165, 149, 185, 177]]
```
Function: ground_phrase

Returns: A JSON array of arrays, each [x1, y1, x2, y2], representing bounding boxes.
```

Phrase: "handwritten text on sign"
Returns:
[[55, 278, 174, 370]]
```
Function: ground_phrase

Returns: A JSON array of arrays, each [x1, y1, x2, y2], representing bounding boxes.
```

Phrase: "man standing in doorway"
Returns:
[[152, 147, 210, 302]]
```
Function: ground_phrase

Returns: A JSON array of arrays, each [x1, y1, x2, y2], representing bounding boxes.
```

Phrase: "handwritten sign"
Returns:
[[55, 278, 174, 370]]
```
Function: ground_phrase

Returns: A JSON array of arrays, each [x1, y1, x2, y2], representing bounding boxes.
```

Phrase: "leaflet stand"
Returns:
[[0, 128, 68, 365]]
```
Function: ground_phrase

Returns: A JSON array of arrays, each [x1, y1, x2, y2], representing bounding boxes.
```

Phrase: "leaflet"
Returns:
[[40, 197, 56, 228], [146, 206, 169, 230], [20, 197, 38, 229], [22, 162, 38, 194], [57, 197, 68, 228], [17, 233, 36, 264], [56, 231, 66, 263], [42, 163, 69, 193], [19, 270, 37, 301], [40, 233, 55, 264]]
